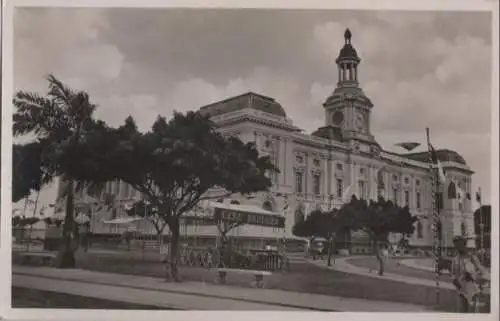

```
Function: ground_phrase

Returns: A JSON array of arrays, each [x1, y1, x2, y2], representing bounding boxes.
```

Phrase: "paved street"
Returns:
[[310, 256, 455, 289], [12, 265, 430, 312], [11, 248, 461, 311]]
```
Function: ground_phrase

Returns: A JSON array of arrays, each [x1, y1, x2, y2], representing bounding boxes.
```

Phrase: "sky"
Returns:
[[11, 7, 494, 215]]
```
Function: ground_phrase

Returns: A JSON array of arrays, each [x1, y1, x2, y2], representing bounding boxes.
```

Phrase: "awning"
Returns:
[[211, 202, 285, 228], [209, 202, 277, 216]]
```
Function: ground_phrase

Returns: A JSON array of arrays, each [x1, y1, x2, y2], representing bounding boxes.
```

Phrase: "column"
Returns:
[[354, 65, 358, 81], [323, 155, 329, 197], [368, 165, 374, 200], [304, 153, 309, 198], [338, 67, 341, 82], [327, 155, 332, 197], [283, 138, 287, 185]]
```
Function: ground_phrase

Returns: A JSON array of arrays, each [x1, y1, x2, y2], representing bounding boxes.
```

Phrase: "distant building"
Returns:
[[69, 29, 475, 252]]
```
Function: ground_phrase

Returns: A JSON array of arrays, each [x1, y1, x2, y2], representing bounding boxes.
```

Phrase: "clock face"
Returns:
[[332, 111, 344, 126]]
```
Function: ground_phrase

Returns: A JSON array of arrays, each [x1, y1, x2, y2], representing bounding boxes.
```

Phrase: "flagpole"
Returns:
[[426, 127, 441, 308]]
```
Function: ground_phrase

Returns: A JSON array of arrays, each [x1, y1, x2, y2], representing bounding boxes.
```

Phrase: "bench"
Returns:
[[216, 268, 272, 288], [19, 252, 57, 266]]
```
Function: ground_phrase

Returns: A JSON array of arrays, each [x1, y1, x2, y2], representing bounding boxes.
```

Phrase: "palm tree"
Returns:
[[13, 75, 106, 268]]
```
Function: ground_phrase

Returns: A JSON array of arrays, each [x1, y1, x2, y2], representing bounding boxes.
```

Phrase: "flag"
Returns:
[[429, 144, 446, 183], [476, 187, 482, 204], [456, 183, 466, 204]]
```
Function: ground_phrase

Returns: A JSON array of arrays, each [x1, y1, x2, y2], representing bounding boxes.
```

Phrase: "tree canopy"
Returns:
[[12, 143, 45, 203], [292, 209, 338, 240], [339, 196, 418, 242], [78, 111, 278, 220]]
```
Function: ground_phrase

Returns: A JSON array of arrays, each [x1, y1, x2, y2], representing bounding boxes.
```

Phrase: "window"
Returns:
[[404, 177, 409, 184], [336, 179, 343, 198], [360, 168, 365, 174], [358, 181, 366, 199], [313, 174, 321, 195], [295, 171, 303, 193], [393, 174, 398, 181], [336, 163, 343, 171], [313, 159, 320, 167], [436, 192, 444, 210], [416, 192, 421, 210], [461, 222, 467, 236], [404, 190, 409, 207], [416, 179, 420, 186], [417, 221, 423, 239], [448, 182, 457, 199], [392, 188, 398, 204]]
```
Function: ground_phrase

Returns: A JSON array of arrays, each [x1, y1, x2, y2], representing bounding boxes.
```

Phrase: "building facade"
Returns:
[[70, 29, 475, 252]]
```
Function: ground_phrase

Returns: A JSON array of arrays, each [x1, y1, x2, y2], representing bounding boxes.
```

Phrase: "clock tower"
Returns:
[[323, 29, 377, 145]]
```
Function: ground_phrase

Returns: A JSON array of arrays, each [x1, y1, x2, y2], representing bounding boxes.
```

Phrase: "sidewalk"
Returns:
[[308, 256, 455, 290], [399, 258, 436, 273], [12, 266, 430, 312]]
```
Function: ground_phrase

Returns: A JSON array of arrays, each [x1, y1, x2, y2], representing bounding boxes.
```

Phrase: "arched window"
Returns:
[[461, 222, 467, 236], [417, 221, 423, 239], [448, 182, 457, 199], [262, 200, 273, 212]]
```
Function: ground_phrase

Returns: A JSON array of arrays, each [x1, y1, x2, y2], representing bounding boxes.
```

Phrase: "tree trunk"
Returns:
[[327, 236, 334, 266], [373, 240, 384, 276], [167, 218, 181, 282], [57, 180, 76, 268], [219, 233, 230, 267]]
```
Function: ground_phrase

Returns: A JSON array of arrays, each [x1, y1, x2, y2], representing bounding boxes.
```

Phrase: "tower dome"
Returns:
[[336, 28, 360, 63]]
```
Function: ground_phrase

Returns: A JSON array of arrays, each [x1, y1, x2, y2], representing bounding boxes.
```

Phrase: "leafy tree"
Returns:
[[13, 75, 107, 268], [339, 196, 418, 275], [12, 143, 49, 203], [86, 112, 277, 281], [292, 209, 340, 266]]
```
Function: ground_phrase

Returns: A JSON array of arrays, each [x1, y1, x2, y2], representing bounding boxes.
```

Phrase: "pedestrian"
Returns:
[[451, 235, 487, 313], [317, 242, 324, 260]]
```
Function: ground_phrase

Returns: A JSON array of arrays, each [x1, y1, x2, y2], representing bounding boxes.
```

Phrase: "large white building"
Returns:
[[69, 29, 475, 252]]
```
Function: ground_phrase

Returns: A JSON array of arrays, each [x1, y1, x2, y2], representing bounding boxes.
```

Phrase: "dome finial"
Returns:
[[344, 28, 352, 43]]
